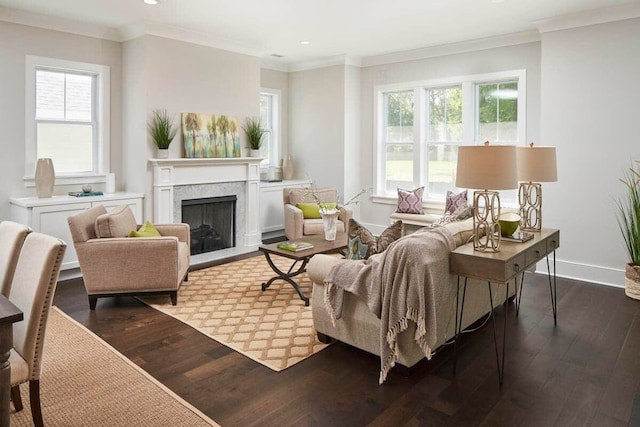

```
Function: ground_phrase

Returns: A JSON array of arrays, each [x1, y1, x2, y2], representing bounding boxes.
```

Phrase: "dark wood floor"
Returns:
[[52, 257, 640, 427]]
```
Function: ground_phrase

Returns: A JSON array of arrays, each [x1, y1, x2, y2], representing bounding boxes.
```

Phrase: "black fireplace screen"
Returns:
[[181, 195, 236, 255]]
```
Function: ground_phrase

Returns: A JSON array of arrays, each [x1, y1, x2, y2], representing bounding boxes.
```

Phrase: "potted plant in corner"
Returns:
[[148, 109, 177, 159], [616, 160, 640, 299], [242, 117, 265, 157]]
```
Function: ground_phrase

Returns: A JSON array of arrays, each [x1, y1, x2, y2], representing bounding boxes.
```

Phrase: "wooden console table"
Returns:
[[0, 296, 23, 427], [450, 228, 560, 385]]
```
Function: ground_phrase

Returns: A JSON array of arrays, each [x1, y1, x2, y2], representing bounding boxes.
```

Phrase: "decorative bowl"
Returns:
[[498, 212, 521, 237]]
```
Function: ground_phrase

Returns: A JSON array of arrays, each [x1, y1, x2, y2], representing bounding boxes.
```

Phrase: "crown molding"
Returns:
[[260, 58, 290, 72], [117, 21, 263, 57], [360, 30, 541, 68], [533, 3, 640, 33], [287, 54, 363, 72], [0, 6, 120, 41]]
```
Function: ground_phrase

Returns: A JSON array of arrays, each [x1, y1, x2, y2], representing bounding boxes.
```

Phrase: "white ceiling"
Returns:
[[1, 0, 639, 67]]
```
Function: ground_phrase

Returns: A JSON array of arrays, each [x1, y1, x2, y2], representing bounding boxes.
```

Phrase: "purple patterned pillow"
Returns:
[[396, 187, 424, 214], [445, 190, 468, 215]]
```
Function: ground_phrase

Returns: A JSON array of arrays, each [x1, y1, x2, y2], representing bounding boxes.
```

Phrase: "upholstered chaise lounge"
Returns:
[[67, 205, 190, 309]]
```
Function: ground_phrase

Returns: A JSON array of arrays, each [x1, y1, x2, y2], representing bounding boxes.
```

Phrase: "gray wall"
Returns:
[[540, 18, 640, 286], [0, 21, 122, 219], [122, 35, 261, 220], [289, 65, 346, 194]]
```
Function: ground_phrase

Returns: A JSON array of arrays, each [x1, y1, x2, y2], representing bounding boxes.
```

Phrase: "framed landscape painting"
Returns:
[[181, 113, 240, 158]]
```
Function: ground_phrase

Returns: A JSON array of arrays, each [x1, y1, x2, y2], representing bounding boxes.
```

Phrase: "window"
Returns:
[[259, 89, 281, 168], [26, 56, 110, 184], [375, 70, 525, 205]]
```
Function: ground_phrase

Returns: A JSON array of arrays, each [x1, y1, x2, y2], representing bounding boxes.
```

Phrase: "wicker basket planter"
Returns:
[[625, 264, 640, 300]]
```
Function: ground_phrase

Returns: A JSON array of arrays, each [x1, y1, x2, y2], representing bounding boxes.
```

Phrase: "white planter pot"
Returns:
[[250, 149, 261, 157], [157, 148, 169, 159]]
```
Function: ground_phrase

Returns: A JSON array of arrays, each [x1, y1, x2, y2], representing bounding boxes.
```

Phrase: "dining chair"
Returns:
[[0, 221, 31, 297], [8, 232, 66, 426]]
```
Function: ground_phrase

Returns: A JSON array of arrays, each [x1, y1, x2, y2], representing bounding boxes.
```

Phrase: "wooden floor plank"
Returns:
[[51, 265, 640, 426]]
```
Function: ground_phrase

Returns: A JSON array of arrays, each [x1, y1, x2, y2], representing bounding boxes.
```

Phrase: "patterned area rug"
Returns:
[[138, 255, 331, 371], [10, 307, 218, 426]]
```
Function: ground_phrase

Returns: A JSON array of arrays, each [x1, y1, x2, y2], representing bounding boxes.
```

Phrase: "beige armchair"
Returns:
[[283, 187, 352, 240], [67, 205, 190, 310]]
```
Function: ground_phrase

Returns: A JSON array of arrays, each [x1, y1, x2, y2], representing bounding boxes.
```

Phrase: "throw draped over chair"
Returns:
[[0, 221, 31, 297], [9, 232, 66, 426], [283, 187, 352, 241], [67, 205, 190, 309]]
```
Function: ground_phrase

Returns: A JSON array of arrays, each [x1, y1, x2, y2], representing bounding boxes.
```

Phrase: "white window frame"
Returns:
[[24, 55, 110, 186], [260, 88, 281, 169], [372, 69, 526, 208]]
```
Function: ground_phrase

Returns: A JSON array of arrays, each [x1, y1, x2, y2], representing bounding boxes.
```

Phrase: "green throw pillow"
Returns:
[[296, 202, 337, 219], [128, 221, 161, 237]]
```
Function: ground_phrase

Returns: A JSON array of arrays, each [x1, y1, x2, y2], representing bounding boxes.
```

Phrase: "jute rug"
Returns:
[[10, 307, 218, 426], [139, 255, 331, 371]]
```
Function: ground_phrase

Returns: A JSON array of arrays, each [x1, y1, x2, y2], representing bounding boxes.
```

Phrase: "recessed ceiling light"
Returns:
[[144, 0, 159, 5], [300, 40, 311, 45]]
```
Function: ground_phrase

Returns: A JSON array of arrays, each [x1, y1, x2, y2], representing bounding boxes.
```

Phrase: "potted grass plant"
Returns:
[[616, 160, 640, 299], [148, 109, 177, 158], [242, 117, 265, 157]]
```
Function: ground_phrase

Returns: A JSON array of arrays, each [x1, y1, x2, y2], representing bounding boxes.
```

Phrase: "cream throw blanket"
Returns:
[[323, 226, 455, 384]]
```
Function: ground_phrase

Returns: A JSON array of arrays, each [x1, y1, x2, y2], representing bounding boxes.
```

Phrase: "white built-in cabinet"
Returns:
[[10, 192, 144, 271], [259, 180, 310, 238]]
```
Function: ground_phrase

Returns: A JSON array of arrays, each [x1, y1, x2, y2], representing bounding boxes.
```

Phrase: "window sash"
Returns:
[[259, 89, 280, 169]]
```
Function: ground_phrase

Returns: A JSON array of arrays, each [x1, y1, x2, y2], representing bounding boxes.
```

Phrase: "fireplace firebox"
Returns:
[[181, 195, 236, 255]]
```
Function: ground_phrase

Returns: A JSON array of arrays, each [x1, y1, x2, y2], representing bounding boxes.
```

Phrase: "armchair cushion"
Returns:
[[95, 205, 137, 238], [297, 202, 337, 219], [129, 221, 161, 238], [288, 188, 337, 206]]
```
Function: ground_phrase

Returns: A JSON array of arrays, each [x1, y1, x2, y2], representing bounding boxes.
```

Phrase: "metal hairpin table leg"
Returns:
[[453, 276, 468, 376], [488, 279, 511, 386], [516, 271, 525, 316], [547, 250, 558, 325]]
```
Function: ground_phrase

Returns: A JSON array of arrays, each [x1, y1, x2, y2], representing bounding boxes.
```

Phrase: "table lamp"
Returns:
[[516, 143, 557, 231], [456, 141, 517, 252]]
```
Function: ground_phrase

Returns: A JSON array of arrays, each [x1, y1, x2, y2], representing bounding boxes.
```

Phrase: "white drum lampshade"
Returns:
[[516, 144, 557, 231], [456, 142, 518, 252]]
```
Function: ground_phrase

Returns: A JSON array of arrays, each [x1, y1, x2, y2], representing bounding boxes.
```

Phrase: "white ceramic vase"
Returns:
[[250, 149, 261, 157], [157, 148, 169, 159], [282, 155, 294, 180], [321, 210, 340, 241], [35, 158, 55, 198]]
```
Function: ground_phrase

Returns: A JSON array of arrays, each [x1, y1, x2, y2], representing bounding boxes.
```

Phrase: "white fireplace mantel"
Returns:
[[149, 157, 263, 249]]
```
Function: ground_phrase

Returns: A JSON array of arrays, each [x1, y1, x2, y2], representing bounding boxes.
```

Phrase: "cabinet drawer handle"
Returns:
[[551, 240, 557, 248], [513, 264, 520, 272], [535, 250, 540, 257]]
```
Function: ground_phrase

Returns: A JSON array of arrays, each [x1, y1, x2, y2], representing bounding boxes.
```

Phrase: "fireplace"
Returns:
[[150, 158, 263, 264], [182, 195, 237, 255]]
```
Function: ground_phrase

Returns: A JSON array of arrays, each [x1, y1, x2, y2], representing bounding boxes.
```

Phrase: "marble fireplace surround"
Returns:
[[149, 158, 263, 264]]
